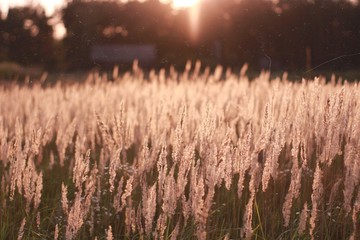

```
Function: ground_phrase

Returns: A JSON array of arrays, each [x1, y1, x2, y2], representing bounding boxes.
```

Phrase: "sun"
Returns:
[[172, 0, 200, 9]]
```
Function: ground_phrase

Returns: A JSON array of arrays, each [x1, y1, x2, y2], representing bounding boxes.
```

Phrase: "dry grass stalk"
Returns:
[[121, 175, 134, 211], [113, 176, 124, 213], [282, 153, 302, 227], [298, 202, 309, 235], [109, 149, 121, 193], [143, 183, 157, 236], [310, 163, 324, 239], [54, 224, 59, 240], [350, 190, 360, 240], [17, 218, 26, 240], [106, 225, 113, 240], [61, 183, 69, 215]]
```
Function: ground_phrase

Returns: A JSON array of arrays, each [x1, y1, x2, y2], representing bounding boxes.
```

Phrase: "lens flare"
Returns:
[[189, 4, 200, 43], [172, 1, 201, 43]]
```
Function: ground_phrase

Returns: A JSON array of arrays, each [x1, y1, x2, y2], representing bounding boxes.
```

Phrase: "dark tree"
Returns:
[[0, 7, 54, 66]]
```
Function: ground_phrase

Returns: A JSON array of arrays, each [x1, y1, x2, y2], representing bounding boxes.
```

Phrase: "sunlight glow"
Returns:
[[189, 4, 200, 43], [169, 0, 201, 42], [173, 0, 200, 9]]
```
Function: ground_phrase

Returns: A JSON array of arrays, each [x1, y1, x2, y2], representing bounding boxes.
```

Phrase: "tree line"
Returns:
[[1, 0, 360, 72]]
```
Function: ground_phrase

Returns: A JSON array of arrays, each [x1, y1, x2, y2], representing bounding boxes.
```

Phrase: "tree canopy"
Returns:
[[0, 7, 54, 66]]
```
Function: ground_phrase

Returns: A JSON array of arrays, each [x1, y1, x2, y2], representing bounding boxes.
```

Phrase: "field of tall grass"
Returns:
[[0, 63, 359, 239]]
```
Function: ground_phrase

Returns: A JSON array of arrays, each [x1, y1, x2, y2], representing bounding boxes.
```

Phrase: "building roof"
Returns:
[[91, 44, 156, 63]]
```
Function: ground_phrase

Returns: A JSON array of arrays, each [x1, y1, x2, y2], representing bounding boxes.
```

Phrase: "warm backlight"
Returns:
[[173, 0, 200, 8]]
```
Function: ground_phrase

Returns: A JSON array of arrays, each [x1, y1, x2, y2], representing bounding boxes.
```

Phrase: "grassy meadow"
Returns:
[[0, 64, 359, 239]]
